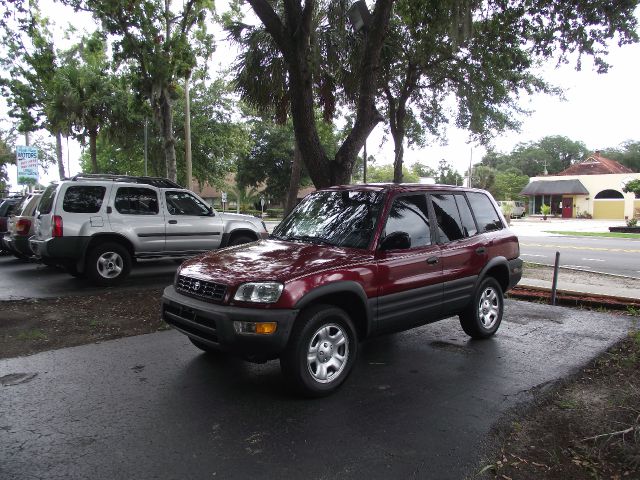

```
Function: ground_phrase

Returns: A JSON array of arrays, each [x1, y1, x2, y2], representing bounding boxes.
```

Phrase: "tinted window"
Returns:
[[115, 187, 158, 215], [273, 190, 382, 249], [38, 184, 57, 214], [63, 186, 106, 213], [431, 194, 464, 242], [384, 194, 431, 248], [467, 192, 503, 233], [165, 191, 210, 216], [0, 200, 19, 217], [455, 194, 478, 236]]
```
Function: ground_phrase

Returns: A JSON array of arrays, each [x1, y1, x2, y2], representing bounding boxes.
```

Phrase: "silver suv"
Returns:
[[30, 174, 268, 285]]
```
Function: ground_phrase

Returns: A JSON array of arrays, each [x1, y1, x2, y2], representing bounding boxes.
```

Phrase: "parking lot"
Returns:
[[1, 300, 633, 479]]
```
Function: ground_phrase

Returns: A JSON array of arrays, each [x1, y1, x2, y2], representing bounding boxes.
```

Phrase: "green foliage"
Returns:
[[492, 169, 530, 200], [622, 179, 640, 196], [541, 203, 551, 216], [482, 136, 589, 176], [600, 141, 640, 172], [436, 159, 463, 186], [471, 165, 496, 191], [410, 162, 436, 178], [366, 163, 420, 183]]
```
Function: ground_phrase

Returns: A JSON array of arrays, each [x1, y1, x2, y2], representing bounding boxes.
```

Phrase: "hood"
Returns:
[[179, 239, 372, 286], [218, 212, 260, 223]]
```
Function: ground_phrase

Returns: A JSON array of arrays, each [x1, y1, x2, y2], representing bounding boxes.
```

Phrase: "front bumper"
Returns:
[[162, 285, 298, 361], [507, 257, 523, 291]]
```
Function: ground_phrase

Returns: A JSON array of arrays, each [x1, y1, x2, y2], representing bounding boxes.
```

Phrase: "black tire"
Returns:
[[459, 277, 504, 339], [228, 234, 255, 246], [85, 242, 132, 286], [280, 304, 358, 397]]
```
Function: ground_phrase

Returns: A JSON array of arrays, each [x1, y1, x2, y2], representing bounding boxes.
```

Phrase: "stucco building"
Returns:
[[520, 152, 640, 219]]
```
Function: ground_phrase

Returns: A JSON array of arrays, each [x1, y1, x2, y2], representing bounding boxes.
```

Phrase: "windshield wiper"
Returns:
[[282, 235, 335, 246]]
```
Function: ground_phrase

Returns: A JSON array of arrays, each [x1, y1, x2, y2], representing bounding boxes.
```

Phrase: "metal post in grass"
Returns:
[[551, 251, 560, 306]]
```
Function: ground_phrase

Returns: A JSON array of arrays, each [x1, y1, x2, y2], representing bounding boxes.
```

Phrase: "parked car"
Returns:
[[498, 200, 526, 218], [162, 184, 523, 396], [0, 196, 25, 253], [3, 192, 42, 259], [29, 174, 269, 285]]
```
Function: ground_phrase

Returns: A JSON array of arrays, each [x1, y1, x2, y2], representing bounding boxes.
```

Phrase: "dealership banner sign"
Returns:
[[16, 145, 39, 184]]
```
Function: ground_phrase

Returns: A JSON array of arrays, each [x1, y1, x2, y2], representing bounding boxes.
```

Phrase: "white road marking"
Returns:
[[563, 265, 591, 269], [581, 258, 605, 262], [521, 253, 545, 257]]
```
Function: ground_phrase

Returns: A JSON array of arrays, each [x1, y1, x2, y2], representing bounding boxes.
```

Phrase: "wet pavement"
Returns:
[[0, 300, 633, 479], [0, 255, 177, 300]]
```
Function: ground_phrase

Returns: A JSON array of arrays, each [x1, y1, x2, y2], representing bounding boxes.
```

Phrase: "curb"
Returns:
[[511, 283, 640, 309], [523, 261, 640, 281]]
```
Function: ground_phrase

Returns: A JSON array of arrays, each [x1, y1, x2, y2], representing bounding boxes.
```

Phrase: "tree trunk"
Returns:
[[285, 142, 303, 216], [392, 134, 404, 183], [247, 0, 394, 189], [55, 130, 65, 179], [89, 129, 98, 173], [154, 86, 177, 182]]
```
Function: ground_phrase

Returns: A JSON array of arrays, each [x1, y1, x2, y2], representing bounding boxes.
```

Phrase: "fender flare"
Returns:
[[476, 256, 510, 292], [294, 281, 374, 337]]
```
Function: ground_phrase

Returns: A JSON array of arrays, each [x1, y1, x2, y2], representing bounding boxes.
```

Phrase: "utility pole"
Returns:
[[184, 71, 193, 190], [468, 146, 473, 187], [144, 117, 148, 176], [363, 140, 367, 183]]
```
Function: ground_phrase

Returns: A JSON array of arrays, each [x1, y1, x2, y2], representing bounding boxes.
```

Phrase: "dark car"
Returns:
[[0, 197, 24, 253], [162, 184, 523, 396]]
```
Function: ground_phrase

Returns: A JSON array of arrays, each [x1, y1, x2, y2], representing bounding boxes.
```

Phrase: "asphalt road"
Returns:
[[518, 235, 640, 278], [0, 300, 633, 480], [0, 254, 177, 300]]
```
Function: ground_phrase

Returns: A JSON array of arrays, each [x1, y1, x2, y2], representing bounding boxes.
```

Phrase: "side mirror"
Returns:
[[380, 231, 411, 251], [208, 207, 215, 216]]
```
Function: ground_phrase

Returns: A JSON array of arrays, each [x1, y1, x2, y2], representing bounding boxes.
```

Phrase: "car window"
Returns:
[[38, 184, 57, 214], [455, 194, 478, 237], [384, 194, 431, 248], [114, 187, 158, 215], [431, 194, 465, 242], [63, 186, 106, 214], [165, 191, 210, 216], [1, 200, 19, 217], [466, 192, 504, 233]]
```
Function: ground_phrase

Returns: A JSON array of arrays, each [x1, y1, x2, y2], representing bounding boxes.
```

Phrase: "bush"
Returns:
[[266, 208, 284, 218], [627, 217, 638, 228], [540, 203, 551, 216]]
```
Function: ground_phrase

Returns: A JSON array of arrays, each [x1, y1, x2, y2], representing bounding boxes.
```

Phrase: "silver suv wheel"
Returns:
[[96, 251, 124, 279], [478, 286, 500, 329]]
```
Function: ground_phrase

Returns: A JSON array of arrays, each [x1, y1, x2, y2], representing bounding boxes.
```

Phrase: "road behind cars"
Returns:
[[0, 254, 176, 300], [0, 300, 633, 479]]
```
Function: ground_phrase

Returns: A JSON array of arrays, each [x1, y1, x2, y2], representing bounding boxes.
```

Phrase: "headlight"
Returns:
[[234, 282, 283, 303]]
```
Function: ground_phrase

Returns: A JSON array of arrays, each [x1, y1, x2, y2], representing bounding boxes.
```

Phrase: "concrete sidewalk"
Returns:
[[518, 276, 640, 303], [509, 217, 628, 237]]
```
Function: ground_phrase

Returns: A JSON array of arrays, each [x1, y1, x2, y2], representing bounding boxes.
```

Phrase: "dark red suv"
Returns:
[[162, 184, 522, 396]]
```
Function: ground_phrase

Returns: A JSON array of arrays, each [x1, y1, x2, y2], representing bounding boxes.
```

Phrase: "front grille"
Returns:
[[176, 275, 227, 302]]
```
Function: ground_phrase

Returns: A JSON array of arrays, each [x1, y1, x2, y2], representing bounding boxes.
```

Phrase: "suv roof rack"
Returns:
[[69, 173, 183, 189]]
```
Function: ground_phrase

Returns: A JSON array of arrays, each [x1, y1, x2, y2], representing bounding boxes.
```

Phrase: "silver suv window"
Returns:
[[38, 185, 57, 214], [63, 186, 106, 213], [165, 191, 210, 216], [114, 187, 159, 215]]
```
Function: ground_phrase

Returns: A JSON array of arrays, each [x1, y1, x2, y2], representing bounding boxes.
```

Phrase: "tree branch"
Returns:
[[246, 0, 287, 52]]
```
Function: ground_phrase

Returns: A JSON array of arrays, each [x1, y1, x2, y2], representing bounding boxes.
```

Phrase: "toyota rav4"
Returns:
[[162, 184, 522, 396]]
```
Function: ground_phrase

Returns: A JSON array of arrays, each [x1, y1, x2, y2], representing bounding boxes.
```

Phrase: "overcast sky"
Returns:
[[4, 2, 640, 190]]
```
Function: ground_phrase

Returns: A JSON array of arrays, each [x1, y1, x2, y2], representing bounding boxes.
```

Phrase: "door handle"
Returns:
[[426, 256, 439, 265], [168, 220, 178, 224], [475, 247, 486, 254]]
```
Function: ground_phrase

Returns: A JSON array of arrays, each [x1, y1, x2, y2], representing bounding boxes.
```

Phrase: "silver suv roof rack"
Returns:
[[69, 173, 183, 189]]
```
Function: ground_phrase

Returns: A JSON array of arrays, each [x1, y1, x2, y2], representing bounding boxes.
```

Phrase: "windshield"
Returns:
[[272, 190, 383, 249]]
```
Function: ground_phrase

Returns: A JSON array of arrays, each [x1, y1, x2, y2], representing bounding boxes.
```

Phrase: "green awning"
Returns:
[[520, 179, 589, 196]]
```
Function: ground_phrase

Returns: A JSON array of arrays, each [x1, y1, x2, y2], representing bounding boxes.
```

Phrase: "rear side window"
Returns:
[[115, 187, 159, 215], [384, 194, 431, 248], [37, 185, 58, 214], [431, 194, 464, 242], [455, 194, 478, 237], [165, 191, 210, 216], [63, 186, 106, 213], [467, 192, 503, 233]]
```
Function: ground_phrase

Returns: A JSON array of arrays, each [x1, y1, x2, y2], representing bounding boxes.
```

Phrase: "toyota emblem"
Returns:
[[193, 281, 201, 291]]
